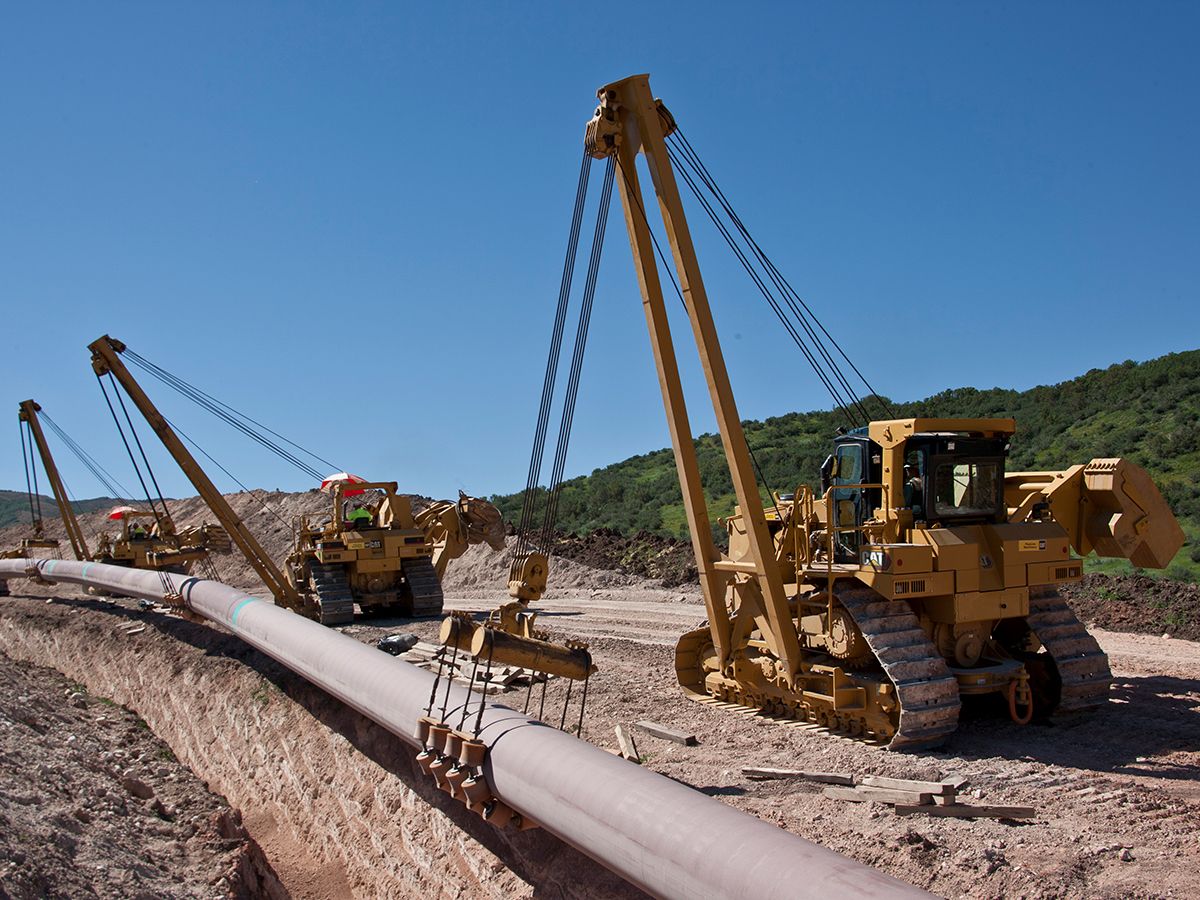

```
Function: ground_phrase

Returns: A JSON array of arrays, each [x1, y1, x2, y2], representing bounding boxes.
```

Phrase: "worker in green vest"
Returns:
[[347, 506, 372, 528]]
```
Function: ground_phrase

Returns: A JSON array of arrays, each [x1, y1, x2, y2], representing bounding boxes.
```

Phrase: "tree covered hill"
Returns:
[[493, 350, 1200, 580]]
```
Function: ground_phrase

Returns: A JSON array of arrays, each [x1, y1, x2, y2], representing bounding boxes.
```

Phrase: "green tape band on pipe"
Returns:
[[230, 597, 256, 626]]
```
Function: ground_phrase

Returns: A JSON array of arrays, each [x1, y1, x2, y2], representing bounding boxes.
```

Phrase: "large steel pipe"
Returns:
[[0, 559, 927, 899]]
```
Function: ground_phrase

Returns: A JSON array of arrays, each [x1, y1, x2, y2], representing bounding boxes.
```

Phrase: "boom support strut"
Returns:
[[18, 401, 91, 561], [88, 335, 305, 613], [588, 75, 801, 679]]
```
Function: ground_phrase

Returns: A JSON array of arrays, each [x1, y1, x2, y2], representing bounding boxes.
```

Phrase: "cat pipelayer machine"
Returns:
[[88, 336, 504, 625], [583, 74, 1185, 748]]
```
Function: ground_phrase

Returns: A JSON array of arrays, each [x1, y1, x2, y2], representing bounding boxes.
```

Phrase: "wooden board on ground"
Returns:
[[615, 725, 641, 763], [860, 775, 954, 796], [634, 720, 697, 746], [742, 767, 854, 785], [894, 804, 1036, 819], [825, 785, 934, 806], [494, 668, 525, 687]]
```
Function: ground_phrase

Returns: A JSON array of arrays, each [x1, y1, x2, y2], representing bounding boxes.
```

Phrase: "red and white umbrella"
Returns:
[[320, 472, 368, 497], [107, 505, 140, 521]]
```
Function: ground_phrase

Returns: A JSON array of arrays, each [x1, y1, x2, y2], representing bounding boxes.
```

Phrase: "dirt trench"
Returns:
[[0, 593, 641, 900]]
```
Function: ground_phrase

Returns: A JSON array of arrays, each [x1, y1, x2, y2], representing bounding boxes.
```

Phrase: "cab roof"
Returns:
[[867, 418, 1015, 449]]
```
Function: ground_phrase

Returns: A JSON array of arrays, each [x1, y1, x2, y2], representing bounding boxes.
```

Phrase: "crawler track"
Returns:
[[309, 562, 355, 625], [1026, 587, 1112, 714], [401, 557, 444, 616], [838, 588, 961, 750], [676, 586, 961, 750]]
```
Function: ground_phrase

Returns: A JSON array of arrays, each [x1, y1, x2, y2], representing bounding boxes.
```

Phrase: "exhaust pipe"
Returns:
[[0, 559, 926, 900]]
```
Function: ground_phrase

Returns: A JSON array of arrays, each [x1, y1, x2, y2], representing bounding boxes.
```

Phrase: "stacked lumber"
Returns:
[[740, 767, 1035, 820], [399, 640, 555, 694]]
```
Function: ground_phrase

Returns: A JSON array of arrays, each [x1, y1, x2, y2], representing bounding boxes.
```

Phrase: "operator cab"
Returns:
[[904, 433, 1008, 526], [820, 428, 884, 559], [820, 428, 1009, 545]]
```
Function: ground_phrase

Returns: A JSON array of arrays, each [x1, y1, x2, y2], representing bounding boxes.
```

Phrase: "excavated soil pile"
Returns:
[[547, 529, 698, 588], [0, 651, 283, 899], [1062, 574, 1200, 642], [0, 490, 327, 586]]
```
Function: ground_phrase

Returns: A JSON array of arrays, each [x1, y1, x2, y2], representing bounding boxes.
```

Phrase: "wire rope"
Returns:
[[512, 153, 592, 560], [669, 128, 894, 420], [122, 350, 332, 482]]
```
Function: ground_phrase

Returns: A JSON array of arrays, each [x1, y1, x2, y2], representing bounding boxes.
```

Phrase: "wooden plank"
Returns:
[[496, 668, 524, 687], [635, 720, 698, 746], [894, 804, 1036, 819], [615, 725, 641, 763], [941, 773, 970, 790], [825, 786, 933, 806], [860, 775, 954, 796], [742, 767, 854, 785], [451, 676, 500, 695]]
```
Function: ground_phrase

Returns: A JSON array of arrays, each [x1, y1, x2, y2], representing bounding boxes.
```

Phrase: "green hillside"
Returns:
[[0, 490, 119, 529], [495, 350, 1200, 581]]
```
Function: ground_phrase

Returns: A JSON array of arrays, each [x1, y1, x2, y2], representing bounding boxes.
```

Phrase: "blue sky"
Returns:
[[2, 3, 1197, 502]]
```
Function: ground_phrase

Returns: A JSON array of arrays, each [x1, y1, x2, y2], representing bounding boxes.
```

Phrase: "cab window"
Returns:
[[832, 444, 862, 499], [903, 449, 925, 515], [933, 460, 1001, 518]]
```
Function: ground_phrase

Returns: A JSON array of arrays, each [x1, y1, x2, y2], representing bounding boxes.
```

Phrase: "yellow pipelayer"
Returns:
[[585, 75, 1185, 748]]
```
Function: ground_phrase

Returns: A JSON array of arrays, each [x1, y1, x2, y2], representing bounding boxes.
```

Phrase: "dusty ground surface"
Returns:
[[0, 650, 283, 899], [3, 493, 1200, 898], [354, 542, 1200, 899]]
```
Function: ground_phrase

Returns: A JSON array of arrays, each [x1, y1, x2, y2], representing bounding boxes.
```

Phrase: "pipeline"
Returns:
[[0, 559, 927, 900]]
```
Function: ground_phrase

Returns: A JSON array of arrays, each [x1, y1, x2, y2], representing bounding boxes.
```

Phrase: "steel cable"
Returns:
[[96, 375, 165, 523], [539, 157, 615, 549], [669, 128, 894, 420], [122, 351, 331, 482], [108, 374, 172, 526], [166, 416, 291, 529], [513, 153, 591, 560], [668, 136, 873, 419], [20, 422, 41, 526], [664, 141, 865, 426], [613, 152, 784, 511], [40, 412, 135, 502]]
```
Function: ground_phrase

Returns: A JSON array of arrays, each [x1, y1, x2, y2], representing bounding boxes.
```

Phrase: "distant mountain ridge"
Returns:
[[491, 350, 1200, 580], [0, 490, 121, 529]]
